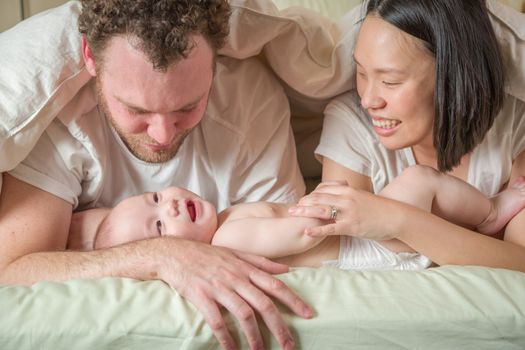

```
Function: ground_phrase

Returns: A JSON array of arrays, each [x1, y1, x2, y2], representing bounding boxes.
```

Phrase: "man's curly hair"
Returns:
[[78, 0, 231, 71]]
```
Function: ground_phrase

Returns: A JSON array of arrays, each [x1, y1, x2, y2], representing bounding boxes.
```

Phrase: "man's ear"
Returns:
[[82, 36, 97, 77]]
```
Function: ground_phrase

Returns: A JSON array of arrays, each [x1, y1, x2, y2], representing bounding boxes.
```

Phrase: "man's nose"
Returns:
[[147, 114, 177, 145]]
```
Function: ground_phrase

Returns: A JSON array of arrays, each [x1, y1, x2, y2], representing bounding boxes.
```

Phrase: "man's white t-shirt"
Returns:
[[316, 91, 525, 196], [10, 57, 305, 211]]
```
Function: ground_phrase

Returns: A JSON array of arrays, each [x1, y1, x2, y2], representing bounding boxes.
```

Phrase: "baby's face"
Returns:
[[97, 187, 218, 248]]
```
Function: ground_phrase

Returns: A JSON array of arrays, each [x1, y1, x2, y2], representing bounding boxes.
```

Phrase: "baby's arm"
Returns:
[[67, 208, 111, 250], [212, 216, 326, 258]]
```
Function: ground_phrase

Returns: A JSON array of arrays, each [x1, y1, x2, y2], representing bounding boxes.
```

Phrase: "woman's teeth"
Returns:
[[372, 118, 401, 129]]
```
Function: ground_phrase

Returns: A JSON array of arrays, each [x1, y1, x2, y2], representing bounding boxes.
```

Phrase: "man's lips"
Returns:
[[145, 143, 171, 151]]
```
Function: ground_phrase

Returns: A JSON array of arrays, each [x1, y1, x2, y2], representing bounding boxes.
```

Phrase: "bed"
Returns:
[[1, 1, 525, 349], [2, 266, 524, 349]]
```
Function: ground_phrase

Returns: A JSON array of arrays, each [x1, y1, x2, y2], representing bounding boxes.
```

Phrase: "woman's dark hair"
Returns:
[[78, 0, 231, 72], [365, 0, 505, 171]]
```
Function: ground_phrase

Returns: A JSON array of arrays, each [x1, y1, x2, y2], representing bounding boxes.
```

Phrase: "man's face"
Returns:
[[94, 35, 214, 163]]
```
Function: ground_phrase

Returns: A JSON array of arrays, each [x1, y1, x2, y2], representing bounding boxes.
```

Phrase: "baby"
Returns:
[[68, 166, 525, 270], [68, 186, 335, 268]]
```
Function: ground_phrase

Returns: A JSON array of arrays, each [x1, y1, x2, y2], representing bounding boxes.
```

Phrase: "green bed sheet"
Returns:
[[1, 266, 524, 349]]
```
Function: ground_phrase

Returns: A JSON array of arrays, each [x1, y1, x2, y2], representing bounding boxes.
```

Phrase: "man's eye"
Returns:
[[382, 81, 401, 86], [129, 108, 146, 115], [180, 107, 195, 114], [153, 193, 159, 203], [156, 220, 162, 235]]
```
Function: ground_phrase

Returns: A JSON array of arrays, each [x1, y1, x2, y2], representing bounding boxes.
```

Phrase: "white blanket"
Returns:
[[0, 0, 524, 179]]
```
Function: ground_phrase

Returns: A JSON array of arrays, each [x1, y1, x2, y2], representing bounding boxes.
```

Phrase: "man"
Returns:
[[0, 1, 310, 349]]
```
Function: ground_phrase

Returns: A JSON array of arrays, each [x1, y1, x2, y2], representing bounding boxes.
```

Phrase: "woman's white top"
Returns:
[[316, 91, 525, 196]]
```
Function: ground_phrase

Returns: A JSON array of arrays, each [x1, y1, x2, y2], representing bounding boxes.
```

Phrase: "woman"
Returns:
[[69, 172, 525, 270], [290, 0, 525, 271]]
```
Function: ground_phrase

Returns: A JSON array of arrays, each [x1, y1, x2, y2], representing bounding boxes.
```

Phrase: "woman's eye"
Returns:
[[153, 193, 159, 203], [156, 220, 162, 235]]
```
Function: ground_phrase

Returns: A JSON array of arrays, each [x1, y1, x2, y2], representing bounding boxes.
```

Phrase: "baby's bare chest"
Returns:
[[218, 202, 291, 224]]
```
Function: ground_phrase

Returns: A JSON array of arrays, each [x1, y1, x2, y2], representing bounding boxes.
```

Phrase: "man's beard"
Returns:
[[96, 80, 193, 163]]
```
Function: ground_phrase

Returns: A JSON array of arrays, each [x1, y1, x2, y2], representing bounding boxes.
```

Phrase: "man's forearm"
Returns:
[[0, 238, 164, 285], [0, 174, 166, 285]]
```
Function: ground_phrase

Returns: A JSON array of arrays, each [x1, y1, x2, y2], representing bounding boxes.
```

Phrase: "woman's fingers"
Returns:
[[297, 185, 357, 207], [288, 204, 336, 221], [297, 192, 340, 208], [291, 190, 346, 221], [304, 223, 338, 237], [292, 185, 403, 240]]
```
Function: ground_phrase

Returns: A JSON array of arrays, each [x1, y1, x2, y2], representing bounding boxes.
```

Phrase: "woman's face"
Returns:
[[95, 186, 218, 249], [354, 14, 436, 151]]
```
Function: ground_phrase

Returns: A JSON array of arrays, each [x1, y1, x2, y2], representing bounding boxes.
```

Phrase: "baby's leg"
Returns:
[[375, 165, 450, 253], [477, 176, 525, 235], [379, 165, 491, 228], [380, 165, 525, 235]]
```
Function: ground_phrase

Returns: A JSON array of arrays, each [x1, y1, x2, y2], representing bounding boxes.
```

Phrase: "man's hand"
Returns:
[[0, 175, 313, 350], [155, 238, 313, 350]]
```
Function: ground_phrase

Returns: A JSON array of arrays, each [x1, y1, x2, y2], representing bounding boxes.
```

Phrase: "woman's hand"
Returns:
[[288, 182, 404, 241]]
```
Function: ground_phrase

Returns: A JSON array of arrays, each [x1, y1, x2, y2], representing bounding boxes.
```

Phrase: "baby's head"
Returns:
[[94, 186, 218, 249]]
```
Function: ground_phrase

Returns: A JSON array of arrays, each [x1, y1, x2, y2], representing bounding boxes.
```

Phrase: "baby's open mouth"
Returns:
[[187, 200, 196, 222]]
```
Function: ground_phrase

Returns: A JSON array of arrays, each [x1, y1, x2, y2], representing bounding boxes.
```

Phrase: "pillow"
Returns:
[[488, 0, 525, 100], [274, 0, 525, 16], [500, 0, 525, 11], [0, 2, 88, 173], [272, 0, 361, 20]]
